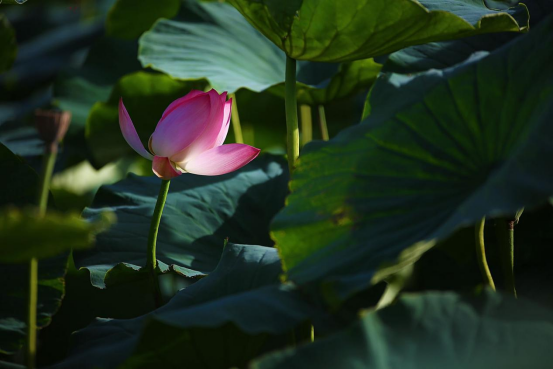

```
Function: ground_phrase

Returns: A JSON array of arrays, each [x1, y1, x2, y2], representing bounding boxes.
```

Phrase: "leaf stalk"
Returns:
[[285, 56, 300, 173], [475, 217, 496, 291]]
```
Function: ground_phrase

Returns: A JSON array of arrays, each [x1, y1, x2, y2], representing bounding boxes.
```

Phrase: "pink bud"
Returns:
[[119, 90, 260, 180]]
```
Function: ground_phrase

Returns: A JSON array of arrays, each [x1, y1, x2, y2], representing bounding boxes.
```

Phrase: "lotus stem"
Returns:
[[300, 104, 313, 146], [317, 105, 329, 141], [26, 257, 38, 369], [147, 179, 171, 307], [37, 148, 56, 215], [28, 142, 57, 369], [229, 93, 244, 144], [285, 56, 300, 172], [496, 218, 517, 297], [475, 217, 496, 291]]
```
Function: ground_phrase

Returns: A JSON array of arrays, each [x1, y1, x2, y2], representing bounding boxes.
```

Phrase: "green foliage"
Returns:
[[382, 0, 553, 74], [0, 145, 66, 354], [0, 15, 16, 74], [253, 290, 553, 369], [54, 38, 142, 130], [228, 0, 528, 62], [2, 0, 553, 367], [272, 59, 382, 106], [138, 0, 381, 104], [106, 0, 181, 39], [0, 255, 67, 355], [0, 209, 114, 263], [75, 154, 289, 288], [272, 14, 553, 304], [52, 244, 320, 369]]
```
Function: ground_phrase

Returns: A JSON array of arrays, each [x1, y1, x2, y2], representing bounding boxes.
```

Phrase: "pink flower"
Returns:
[[119, 90, 260, 180]]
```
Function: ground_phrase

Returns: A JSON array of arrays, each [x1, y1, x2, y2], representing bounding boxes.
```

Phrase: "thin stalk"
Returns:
[[27, 258, 38, 369], [37, 148, 56, 215], [229, 93, 244, 144], [28, 145, 57, 369], [147, 179, 171, 307], [300, 104, 313, 146], [496, 219, 517, 297], [285, 56, 300, 173], [317, 105, 329, 141], [475, 217, 496, 290]]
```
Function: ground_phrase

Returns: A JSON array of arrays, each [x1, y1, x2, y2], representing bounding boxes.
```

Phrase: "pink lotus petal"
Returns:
[[160, 90, 205, 121], [119, 98, 153, 160], [169, 90, 227, 163], [152, 156, 181, 180], [215, 98, 232, 147], [151, 93, 211, 157], [181, 144, 260, 176]]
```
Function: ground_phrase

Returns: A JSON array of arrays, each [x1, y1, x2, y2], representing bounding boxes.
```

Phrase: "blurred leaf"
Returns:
[[0, 145, 65, 354], [0, 14, 17, 73], [54, 37, 141, 130], [86, 71, 204, 168], [75, 154, 289, 288], [0, 143, 38, 207], [0, 209, 114, 264], [50, 156, 152, 212], [228, 0, 528, 62], [0, 254, 67, 355], [253, 290, 553, 369], [139, 0, 380, 104], [272, 15, 553, 305], [106, 0, 181, 39], [52, 244, 321, 369]]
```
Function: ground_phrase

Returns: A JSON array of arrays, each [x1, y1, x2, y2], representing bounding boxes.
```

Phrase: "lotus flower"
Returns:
[[119, 90, 260, 180]]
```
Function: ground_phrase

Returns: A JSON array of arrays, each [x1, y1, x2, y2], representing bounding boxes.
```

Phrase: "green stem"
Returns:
[[37, 147, 56, 216], [229, 93, 244, 144], [27, 258, 37, 369], [317, 105, 329, 141], [300, 104, 313, 146], [475, 217, 496, 291], [285, 56, 300, 173], [147, 179, 171, 307], [28, 146, 57, 369], [496, 219, 517, 297]]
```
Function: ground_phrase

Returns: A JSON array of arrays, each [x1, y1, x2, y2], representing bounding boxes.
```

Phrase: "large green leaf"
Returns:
[[253, 290, 553, 369], [138, 0, 381, 103], [75, 154, 289, 288], [271, 15, 553, 305], [85, 71, 204, 168], [0, 14, 16, 74], [106, 0, 180, 40], [383, 0, 553, 74], [52, 244, 320, 369], [228, 0, 528, 62]]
